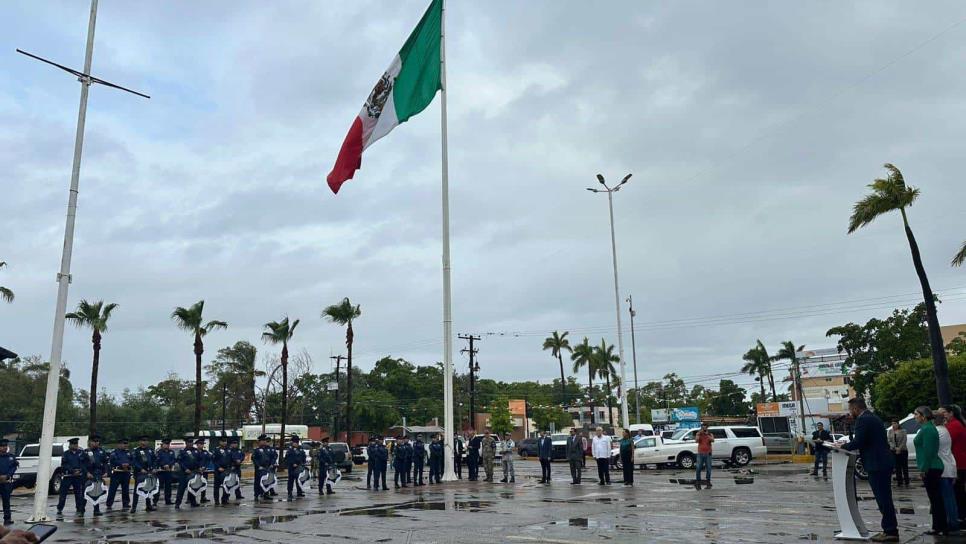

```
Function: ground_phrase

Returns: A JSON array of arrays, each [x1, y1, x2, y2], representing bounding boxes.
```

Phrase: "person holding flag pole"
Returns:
[[327, 0, 456, 481]]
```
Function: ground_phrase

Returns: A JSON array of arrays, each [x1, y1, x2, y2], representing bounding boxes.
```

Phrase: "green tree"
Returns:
[[773, 340, 804, 400], [542, 331, 572, 405], [353, 389, 400, 433], [826, 304, 930, 396], [322, 297, 362, 440], [706, 379, 749, 416], [741, 343, 770, 401], [0, 261, 13, 303], [65, 299, 118, 436], [593, 339, 619, 426], [262, 317, 299, 444], [952, 242, 966, 267], [171, 300, 228, 435], [848, 163, 951, 403], [206, 341, 264, 428], [488, 398, 513, 435], [570, 337, 596, 424], [872, 354, 966, 422], [948, 332, 966, 356], [530, 404, 572, 431]]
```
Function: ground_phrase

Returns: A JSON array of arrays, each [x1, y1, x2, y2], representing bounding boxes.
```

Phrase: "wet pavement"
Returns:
[[7, 460, 966, 543]]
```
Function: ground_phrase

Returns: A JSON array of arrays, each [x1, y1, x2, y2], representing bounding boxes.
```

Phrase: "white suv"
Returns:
[[672, 426, 767, 467]]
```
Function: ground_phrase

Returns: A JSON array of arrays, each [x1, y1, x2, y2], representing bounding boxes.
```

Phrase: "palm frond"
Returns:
[[322, 297, 362, 325], [849, 164, 919, 233], [203, 319, 229, 334], [171, 300, 205, 332], [0, 287, 13, 303], [952, 241, 966, 267]]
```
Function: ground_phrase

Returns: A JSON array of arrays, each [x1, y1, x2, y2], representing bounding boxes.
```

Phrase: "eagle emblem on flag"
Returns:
[[364, 72, 393, 119]]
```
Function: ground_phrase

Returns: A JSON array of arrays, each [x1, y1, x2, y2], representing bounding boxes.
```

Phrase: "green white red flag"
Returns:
[[327, 0, 443, 194]]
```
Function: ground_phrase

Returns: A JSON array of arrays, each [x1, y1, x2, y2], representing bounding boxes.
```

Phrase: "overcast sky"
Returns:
[[2, 1, 965, 399]]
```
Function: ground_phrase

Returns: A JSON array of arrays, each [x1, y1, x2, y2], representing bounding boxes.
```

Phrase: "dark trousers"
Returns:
[[924, 468, 947, 532], [454, 455, 462, 478], [57, 475, 85, 513], [232, 467, 243, 498], [569, 459, 582, 483], [254, 469, 266, 498], [213, 470, 226, 504], [287, 468, 303, 497], [374, 465, 387, 489], [595, 458, 610, 484], [413, 459, 424, 485], [893, 451, 909, 484], [621, 455, 633, 484], [957, 469, 966, 522], [130, 474, 152, 511], [867, 469, 899, 535], [468, 453, 479, 480], [107, 472, 130, 507], [539, 458, 552, 482], [157, 471, 173, 504], [367, 462, 374, 487], [175, 473, 198, 507], [813, 449, 828, 474], [394, 465, 406, 487], [1, 482, 12, 522]]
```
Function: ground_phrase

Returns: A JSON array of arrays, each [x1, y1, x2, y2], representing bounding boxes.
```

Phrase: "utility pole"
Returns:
[[18, 0, 149, 523], [459, 334, 480, 430], [627, 295, 640, 424], [330, 354, 344, 438], [221, 382, 227, 433], [794, 351, 807, 437]]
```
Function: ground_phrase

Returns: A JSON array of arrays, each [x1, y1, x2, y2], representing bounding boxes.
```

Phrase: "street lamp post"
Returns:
[[627, 295, 640, 424], [587, 173, 632, 430]]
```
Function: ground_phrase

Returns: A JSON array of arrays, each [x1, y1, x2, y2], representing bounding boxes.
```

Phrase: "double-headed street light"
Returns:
[[586, 173, 632, 430]]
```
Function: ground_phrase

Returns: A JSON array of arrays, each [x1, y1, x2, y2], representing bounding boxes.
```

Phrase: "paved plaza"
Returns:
[[5, 460, 966, 543]]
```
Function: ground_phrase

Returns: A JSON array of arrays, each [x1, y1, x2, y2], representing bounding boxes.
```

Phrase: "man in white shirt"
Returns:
[[500, 433, 516, 483], [591, 427, 611, 485]]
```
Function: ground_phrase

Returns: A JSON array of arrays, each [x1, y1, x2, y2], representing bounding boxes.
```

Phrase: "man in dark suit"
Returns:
[[537, 431, 553, 483], [566, 429, 583, 484], [841, 397, 898, 542], [810, 423, 833, 477]]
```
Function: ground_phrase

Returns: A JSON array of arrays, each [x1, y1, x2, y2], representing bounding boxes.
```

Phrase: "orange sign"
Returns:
[[756, 402, 780, 416]]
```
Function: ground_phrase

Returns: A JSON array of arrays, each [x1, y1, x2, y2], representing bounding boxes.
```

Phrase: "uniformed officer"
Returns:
[[107, 438, 132, 510], [194, 438, 212, 504], [393, 436, 410, 489], [284, 435, 306, 501], [0, 439, 17, 525], [365, 437, 377, 490], [481, 429, 496, 482], [468, 429, 482, 481], [266, 439, 279, 497], [155, 438, 176, 505], [412, 437, 426, 486], [252, 435, 273, 501], [87, 435, 110, 516], [174, 438, 199, 509], [211, 436, 231, 505], [56, 437, 88, 516], [228, 437, 244, 500], [429, 435, 444, 484], [317, 438, 334, 495], [372, 437, 389, 491], [130, 435, 157, 513]]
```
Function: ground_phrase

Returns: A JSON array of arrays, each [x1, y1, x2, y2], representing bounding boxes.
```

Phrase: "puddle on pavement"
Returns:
[[734, 477, 755, 484], [899, 507, 915, 514], [340, 498, 493, 518]]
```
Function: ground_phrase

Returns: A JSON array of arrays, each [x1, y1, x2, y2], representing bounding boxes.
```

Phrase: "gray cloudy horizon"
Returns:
[[2, 1, 965, 400]]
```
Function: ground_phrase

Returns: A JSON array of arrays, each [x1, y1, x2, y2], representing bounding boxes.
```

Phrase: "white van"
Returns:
[[627, 424, 655, 436]]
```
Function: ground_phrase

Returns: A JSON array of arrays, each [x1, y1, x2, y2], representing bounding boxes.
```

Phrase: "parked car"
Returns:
[[609, 435, 698, 469], [15, 443, 65, 494], [328, 442, 353, 473], [663, 426, 767, 467], [351, 444, 368, 465], [516, 437, 538, 458]]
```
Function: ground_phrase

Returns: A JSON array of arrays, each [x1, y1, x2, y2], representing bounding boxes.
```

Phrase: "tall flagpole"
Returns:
[[439, 0, 457, 482], [30, 0, 98, 522]]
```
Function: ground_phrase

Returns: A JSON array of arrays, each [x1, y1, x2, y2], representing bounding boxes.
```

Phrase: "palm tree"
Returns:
[[262, 317, 299, 444], [172, 300, 228, 435], [0, 261, 13, 303], [65, 300, 118, 435], [756, 339, 777, 401], [322, 298, 361, 441], [773, 341, 805, 399], [593, 339, 620, 426], [542, 331, 572, 405], [740, 346, 767, 401], [570, 337, 596, 424], [953, 242, 966, 267], [848, 163, 951, 403]]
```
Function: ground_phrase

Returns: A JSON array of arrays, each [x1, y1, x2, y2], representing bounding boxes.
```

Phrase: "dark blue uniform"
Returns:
[[129, 445, 156, 512], [429, 439, 444, 484], [197, 445, 213, 503], [155, 446, 176, 504], [252, 445, 273, 499], [317, 445, 334, 495], [228, 444, 245, 499], [412, 439, 426, 485], [468, 435, 482, 481], [267, 445, 279, 496], [284, 444, 307, 499], [0, 447, 17, 524], [107, 448, 133, 508], [365, 441, 377, 489], [372, 443, 389, 490], [394, 441, 412, 488], [174, 445, 199, 508], [211, 443, 231, 504], [87, 446, 110, 515], [57, 446, 89, 514]]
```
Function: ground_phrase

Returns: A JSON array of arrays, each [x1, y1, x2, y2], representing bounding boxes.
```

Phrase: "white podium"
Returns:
[[826, 444, 869, 540]]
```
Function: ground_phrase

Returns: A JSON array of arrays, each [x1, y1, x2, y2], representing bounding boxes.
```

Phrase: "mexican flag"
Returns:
[[327, 0, 443, 194]]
